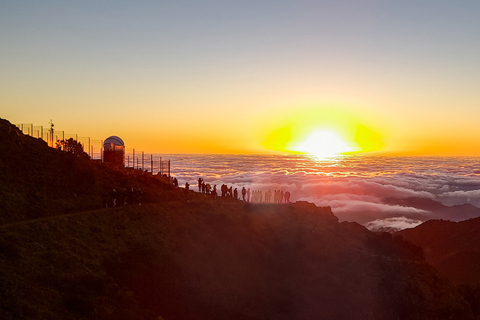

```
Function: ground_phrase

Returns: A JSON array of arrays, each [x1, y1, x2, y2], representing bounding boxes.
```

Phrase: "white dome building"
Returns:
[[103, 136, 125, 168], [103, 136, 125, 150]]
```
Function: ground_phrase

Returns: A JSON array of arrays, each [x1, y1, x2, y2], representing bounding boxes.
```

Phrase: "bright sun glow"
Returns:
[[295, 131, 355, 159]]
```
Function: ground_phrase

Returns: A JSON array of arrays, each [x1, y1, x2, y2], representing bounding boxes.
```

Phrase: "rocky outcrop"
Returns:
[[397, 217, 480, 285]]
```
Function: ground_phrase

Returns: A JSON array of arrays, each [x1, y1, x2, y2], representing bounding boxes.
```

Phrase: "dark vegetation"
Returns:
[[1, 118, 479, 319], [0, 118, 179, 225]]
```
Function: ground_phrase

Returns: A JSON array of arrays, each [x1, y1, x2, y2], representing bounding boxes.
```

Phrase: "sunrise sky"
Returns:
[[2, 1, 480, 155]]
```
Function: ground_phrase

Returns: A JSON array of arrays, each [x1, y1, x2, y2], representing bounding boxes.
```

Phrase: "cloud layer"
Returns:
[[165, 154, 480, 230]]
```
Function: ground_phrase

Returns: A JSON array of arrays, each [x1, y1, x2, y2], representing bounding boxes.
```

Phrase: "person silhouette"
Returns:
[[285, 191, 291, 203], [184, 182, 190, 199]]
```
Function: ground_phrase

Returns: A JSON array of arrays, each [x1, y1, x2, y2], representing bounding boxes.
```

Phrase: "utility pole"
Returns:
[[49, 119, 54, 147]]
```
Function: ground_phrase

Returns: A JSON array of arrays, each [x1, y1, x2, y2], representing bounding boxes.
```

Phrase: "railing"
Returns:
[[15, 122, 170, 176]]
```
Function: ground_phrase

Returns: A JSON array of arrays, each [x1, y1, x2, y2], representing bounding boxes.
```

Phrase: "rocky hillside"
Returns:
[[397, 217, 480, 285], [1, 118, 478, 319]]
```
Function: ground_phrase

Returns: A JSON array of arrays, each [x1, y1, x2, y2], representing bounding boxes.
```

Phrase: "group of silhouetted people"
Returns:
[[249, 189, 290, 203], [102, 187, 143, 208], [180, 177, 292, 203], [198, 178, 214, 194]]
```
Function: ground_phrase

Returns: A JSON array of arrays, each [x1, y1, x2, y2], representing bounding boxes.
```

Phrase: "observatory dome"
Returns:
[[104, 136, 125, 151]]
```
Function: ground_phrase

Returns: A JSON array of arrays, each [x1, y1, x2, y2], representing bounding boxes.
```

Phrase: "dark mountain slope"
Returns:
[[396, 217, 480, 285], [386, 197, 480, 222], [0, 118, 177, 224], [1, 202, 475, 320]]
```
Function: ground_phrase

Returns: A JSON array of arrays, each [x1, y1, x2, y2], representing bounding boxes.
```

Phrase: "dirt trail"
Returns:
[[0, 207, 110, 230], [0, 196, 276, 230]]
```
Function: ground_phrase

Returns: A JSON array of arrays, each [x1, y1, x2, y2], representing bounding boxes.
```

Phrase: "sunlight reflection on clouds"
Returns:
[[164, 154, 480, 230]]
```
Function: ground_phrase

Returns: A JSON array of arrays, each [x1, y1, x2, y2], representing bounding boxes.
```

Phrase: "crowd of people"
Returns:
[[248, 189, 291, 203], [187, 177, 292, 203], [102, 187, 143, 208], [102, 176, 292, 208]]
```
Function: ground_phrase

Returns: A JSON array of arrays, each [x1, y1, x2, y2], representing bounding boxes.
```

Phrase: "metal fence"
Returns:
[[124, 148, 170, 176], [15, 122, 170, 176]]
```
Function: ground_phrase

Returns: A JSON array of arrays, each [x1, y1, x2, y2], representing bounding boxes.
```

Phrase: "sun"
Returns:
[[294, 130, 355, 159]]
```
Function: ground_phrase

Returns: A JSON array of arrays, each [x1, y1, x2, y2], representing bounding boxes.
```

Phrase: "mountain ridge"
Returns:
[[0, 118, 478, 319]]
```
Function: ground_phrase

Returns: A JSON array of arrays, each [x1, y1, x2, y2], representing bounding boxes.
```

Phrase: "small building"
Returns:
[[103, 136, 125, 168]]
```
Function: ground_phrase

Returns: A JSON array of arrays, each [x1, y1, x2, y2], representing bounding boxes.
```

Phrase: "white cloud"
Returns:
[[438, 189, 480, 206], [167, 154, 480, 223], [365, 217, 424, 232]]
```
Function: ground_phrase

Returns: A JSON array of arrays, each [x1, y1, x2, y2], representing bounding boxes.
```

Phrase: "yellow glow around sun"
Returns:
[[260, 104, 386, 155], [294, 130, 356, 158]]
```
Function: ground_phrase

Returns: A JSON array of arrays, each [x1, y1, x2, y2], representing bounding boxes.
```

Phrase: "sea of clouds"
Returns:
[[162, 154, 480, 232]]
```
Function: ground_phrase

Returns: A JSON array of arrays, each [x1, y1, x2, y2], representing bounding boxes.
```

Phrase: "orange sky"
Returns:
[[2, 2, 480, 156]]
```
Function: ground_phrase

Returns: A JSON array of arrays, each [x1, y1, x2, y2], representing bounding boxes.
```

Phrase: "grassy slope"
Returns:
[[1, 201, 475, 320]]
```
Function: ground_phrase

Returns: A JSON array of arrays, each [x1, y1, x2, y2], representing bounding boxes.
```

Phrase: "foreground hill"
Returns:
[[1, 201, 475, 320], [0, 118, 478, 319], [396, 217, 480, 286]]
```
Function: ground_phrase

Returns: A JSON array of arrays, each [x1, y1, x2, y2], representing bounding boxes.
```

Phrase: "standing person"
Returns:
[[111, 189, 118, 207], [234, 188, 238, 202], [212, 185, 217, 199], [285, 191, 291, 203], [241, 187, 246, 201], [198, 178, 203, 192], [136, 187, 143, 206], [102, 191, 109, 208], [184, 182, 190, 199], [247, 188, 251, 202]]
